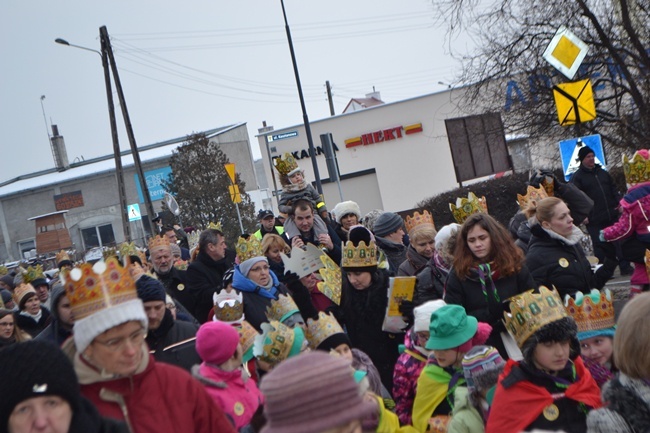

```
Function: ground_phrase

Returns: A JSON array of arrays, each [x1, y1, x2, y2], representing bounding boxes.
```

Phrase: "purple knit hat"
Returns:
[[260, 351, 376, 433]]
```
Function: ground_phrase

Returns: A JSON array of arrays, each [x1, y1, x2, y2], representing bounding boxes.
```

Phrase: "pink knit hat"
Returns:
[[196, 321, 240, 365], [260, 351, 377, 433]]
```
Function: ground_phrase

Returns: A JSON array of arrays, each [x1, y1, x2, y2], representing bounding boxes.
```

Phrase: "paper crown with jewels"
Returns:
[[623, 150, 650, 185], [102, 247, 118, 261], [213, 289, 244, 324], [404, 210, 436, 234], [266, 294, 301, 324], [305, 312, 346, 350], [565, 289, 615, 338], [273, 152, 300, 177], [341, 240, 377, 269], [21, 265, 45, 285], [504, 286, 568, 348], [13, 283, 37, 306], [449, 192, 488, 224], [62, 257, 139, 321], [55, 250, 72, 265], [253, 320, 306, 366], [148, 235, 171, 251], [517, 185, 549, 211], [236, 236, 264, 262], [238, 320, 259, 363], [317, 253, 342, 305], [119, 242, 147, 264], [187, 230, 201, 252], [207, 221, 223, 231]]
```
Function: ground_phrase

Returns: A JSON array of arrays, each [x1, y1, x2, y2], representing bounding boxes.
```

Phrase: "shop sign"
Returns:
[[344, 123, 422, 148]]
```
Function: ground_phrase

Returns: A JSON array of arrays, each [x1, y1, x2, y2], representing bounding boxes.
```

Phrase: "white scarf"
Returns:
[[20, 308, 42, 323]]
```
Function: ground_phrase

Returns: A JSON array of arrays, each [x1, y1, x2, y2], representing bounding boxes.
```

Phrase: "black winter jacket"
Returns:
[[375, 237, 407, 276], [570, 164, 619, 225], [444, 264, 535, 357], [145, 309, 201, 372], [413, 259, 446, 306], [526, 224, 615, 298], [14, 307, 52, 338], [185, 250, 235, 322]]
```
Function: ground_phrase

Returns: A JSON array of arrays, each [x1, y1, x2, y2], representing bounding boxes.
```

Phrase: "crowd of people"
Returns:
[[1, 147, 650, 433]]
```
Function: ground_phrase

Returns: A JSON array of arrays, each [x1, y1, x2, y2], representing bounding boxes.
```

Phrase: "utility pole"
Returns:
[[100, 25, 156, 236], [279, 0, 323, 196], [99, 29, 131, 242], [326, 81, 335, 116]]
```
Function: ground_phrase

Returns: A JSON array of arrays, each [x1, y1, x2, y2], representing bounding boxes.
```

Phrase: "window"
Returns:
[[81, 224, 115, 249], [17, 239, 36, 259]]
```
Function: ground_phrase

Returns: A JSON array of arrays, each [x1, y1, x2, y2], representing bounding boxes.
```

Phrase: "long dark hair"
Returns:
[[453, 213, 524, 279]]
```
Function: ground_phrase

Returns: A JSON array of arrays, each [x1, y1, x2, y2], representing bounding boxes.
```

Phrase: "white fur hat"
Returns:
[[333, 201, 361, 224], [434, 223, 461, 252], [413, 299, 447, 332]]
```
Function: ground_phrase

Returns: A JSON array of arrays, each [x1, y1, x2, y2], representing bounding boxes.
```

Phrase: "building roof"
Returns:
[[0, 123, 244, 199], [342, 97, 384, 113], [27, 210, 69, 221]]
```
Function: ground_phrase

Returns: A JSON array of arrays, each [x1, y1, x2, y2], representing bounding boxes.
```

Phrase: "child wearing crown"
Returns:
[[601, 149, 650, 293], [486, 288, 602, 433], [274, 152, 330, 240]]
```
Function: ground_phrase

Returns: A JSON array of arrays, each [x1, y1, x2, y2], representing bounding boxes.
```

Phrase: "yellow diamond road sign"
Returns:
[[229, 185, 242, 203], [543, 26, 589, 80], [553, 79, 596, 126]]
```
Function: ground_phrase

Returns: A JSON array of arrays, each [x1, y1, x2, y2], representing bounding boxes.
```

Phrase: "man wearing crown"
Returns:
[[289, 199, 342, 264], [148, 235, 194, 319], [186, 228, 235, 323]]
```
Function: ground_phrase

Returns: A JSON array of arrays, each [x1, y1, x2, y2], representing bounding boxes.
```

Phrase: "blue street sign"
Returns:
[[559, 134, 606, 181], [135, 166, 173, 204], [127, 203, 141, 222], [268, 131, 298, 142]]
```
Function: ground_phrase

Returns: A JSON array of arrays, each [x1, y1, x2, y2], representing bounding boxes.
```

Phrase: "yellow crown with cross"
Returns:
[[623, 150, 650, 185], [236, 236, 264, 262], [62, 257, 138, 321], [405, 210, 435, 235], [504, 286, 568, 348], [517, 185, 549, 211], [273, 152, 300, 176], [449, 192, 488, 224]]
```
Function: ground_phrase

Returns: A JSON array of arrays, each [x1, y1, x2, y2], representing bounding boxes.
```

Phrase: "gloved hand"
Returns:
[[283, 270, 301, 287], [284, 271, 318, 320], [398, 300, 415, 330]]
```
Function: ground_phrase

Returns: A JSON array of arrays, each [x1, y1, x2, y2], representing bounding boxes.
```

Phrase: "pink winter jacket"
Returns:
[[192, 363, 264, 430], [603, 182, 650, 243], [392, 328, 428, 425]]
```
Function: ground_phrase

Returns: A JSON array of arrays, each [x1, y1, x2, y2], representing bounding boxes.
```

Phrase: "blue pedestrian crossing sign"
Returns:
[[559, 134, 606, 181], [127, 204, 142, 222]]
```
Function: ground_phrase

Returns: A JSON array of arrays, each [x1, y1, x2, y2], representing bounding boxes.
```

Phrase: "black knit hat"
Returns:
[[578, 146, 594, 162], [316, 332, 352, 353], [0, 340, 81, 433], [135, 276, 166, 303], [521, 317, 581, 367]]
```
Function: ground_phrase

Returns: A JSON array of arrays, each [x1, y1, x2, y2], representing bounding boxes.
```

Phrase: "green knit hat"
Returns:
[[426, 305, 478, 350]]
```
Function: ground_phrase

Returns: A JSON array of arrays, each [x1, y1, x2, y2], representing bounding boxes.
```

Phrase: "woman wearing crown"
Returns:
[[525, 197, 616, 299], [398, 210, 437, 277], [444, 213, 535, 358]]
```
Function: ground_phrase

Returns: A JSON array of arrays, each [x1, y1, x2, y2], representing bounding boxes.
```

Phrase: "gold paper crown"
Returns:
[[273, 152, 299, 176], [504, 286, 568, 347], [148, 235, 171, 251], [305, 312, 346, 350], [63, 257, 139, 321], [22, 265, 45, 285], [119, 242, 138, 259], [187, 230, 201, 252], [253, 320, 305, 366], [207, 221, 223, 231], [13, 283, 36, 305], [238, 320, 259, 357], [623, 151, 650, 185], [265, 294, 300, 324], [102, 247, 118, 260], [236, 236, 264, 262], [565, 289, 615, 334], [0, 265, 7, 276], [213, 289, 244, 323], [405, 210, 435, 234], [449, 192, 488, 224], [517, 185, 549, 211], [55, 250, 72, 265], [341, 240, 377, 269], [317, 254, 342, 305]]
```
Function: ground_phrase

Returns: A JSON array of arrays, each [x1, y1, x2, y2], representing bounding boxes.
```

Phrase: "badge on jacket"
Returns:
[[558, 258, 569, 268]]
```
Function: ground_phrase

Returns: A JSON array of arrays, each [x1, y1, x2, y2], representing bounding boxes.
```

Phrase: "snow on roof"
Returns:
[[27, 210, 69, 220], [0, 123, 243, 199]]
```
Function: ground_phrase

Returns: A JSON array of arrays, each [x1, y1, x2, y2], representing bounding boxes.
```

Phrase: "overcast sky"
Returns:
[[0, 0, 471, 183]]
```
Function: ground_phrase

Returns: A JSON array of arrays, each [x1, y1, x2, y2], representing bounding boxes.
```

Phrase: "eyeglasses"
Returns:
[[249, 264, 270, 273], [94, 329, 146, 352], [0, 321, 14, 327]]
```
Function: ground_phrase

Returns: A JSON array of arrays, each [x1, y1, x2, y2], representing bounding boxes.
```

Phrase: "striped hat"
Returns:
[[462, 345, 505, 393]]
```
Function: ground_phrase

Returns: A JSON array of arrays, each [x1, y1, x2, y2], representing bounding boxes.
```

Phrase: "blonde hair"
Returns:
[[614, 292, 650, 378], [524, 196, 564, 225], [261, 233, 290, 256], [409, 226, 437, 244]]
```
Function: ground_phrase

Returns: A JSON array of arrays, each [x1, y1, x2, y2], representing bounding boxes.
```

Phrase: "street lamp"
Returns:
[[55, 35, 131, 243]]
